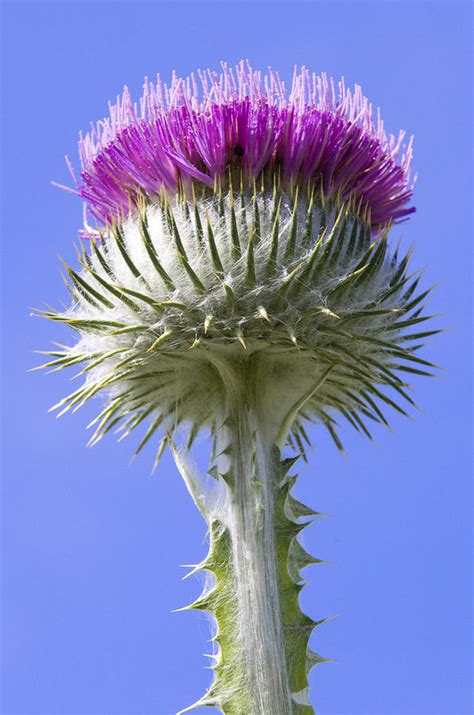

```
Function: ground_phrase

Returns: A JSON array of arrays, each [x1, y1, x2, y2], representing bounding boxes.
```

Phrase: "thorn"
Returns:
[[146, 329, 173, 352], [236, 330, 247, 350], [204, 314, 213, 334], [171, 604, 191, 613], [320, 307, 341, 319], [257, 305, 270, 322], [288, 329, 300, 350], [223, 282, 236, 308]]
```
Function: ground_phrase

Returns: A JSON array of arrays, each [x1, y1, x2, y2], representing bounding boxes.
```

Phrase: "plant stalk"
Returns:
[[180, 360, 322, 714], [224, 396, 295, 713]]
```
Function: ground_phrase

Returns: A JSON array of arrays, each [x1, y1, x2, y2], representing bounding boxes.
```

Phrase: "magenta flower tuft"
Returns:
[[76, 61, 415, 229]]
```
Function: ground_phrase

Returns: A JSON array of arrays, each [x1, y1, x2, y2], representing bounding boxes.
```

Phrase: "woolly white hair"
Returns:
[[41, 189, 434, 459]]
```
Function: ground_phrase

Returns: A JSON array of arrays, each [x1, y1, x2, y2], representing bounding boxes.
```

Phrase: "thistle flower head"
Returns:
[[40, 61, 435, 458], [78, 61, 414, 229]]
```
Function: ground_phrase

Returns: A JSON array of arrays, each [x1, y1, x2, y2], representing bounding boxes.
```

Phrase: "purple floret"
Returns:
[[75, 61, 415, 229]]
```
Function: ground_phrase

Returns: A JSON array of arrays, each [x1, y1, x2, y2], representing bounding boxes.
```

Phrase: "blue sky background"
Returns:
[[1, 2, 472, 714]]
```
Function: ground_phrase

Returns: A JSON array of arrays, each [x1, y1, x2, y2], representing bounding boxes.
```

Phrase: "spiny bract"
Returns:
[[39, 186, 436, 458]]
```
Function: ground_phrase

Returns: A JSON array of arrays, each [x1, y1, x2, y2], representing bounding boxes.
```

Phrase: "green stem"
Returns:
[[180, 361, 327, 714], [225, 399, 295, 713]]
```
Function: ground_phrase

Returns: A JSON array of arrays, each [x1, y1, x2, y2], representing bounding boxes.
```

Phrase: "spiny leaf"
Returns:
[[389, 245, 414, 286], [400, 328, 444, 342], [291, 228, 327, 295], [291, 427, 308, 462], [245, 228, 256, 287], [30, 353, 91, 373], [178, 253, 206, 294], [283, 188, 299, 261], [107, 324, 149, 336], [169, 208, 188, 258], [389, 363, 438, 378], [152, 435, 168, 474], [191, 185, 204, 247], [344, 214, 360, 260], [147, 329, 174, 352], [364, 383, 410, 417], [111, 285, 164, 310], [91, 238, 115, 278], [230, 197, 241, 260], [266, 196, 281, 274], [403, 285, 436, 314], [113, 224, 142, 279], [138, 214, 175, 290], [277, 365, 334, 448], [74, 348, 128, 376], [85, 267, 141, 312], [223, 282, 237, 309], [47, 316, 126, 332], [325, 421, 345, 454], [349, 410, 373, 439], [356, 231, 387, 284], [307, 649, 333, 671], [338, 307, 403, 322], [359, 390, 390, 427], [132, 413, 164, 458], [118, 403, 158, 442], [252, 185, 261, 244], [206, 214, 225, 275], [270, 261, 304, 309], [300, 191, 314, 249], [60, 258, 114, 309], [386, 314, 438, 332], [326, 262, 370, 300]]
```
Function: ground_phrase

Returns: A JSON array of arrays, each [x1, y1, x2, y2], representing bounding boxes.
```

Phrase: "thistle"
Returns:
[[37, 61, 439, 714]]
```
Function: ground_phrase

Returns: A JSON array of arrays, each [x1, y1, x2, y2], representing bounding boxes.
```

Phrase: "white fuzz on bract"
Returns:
[[41, 190, 434, 457]]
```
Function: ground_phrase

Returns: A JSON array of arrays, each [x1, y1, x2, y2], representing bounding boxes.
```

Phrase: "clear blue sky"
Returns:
[[1, 2, 472, 714]]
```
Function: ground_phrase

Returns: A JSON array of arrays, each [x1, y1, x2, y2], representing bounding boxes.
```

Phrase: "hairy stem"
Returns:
[[225, 397, 294, 713], [181, 361, 326, 714]]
